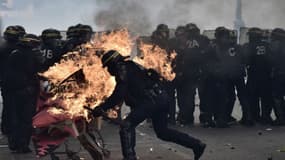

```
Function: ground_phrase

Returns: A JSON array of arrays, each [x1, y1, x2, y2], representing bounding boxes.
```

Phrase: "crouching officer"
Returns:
[[91, 50, 206, 160], [3, 34, 41, 153]]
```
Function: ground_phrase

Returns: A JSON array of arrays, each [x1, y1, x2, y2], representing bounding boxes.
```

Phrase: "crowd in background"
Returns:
[[0, 22, 285, 153], [150, 23, 285, 129]]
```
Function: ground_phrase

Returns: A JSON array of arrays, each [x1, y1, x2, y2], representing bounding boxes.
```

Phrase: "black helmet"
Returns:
[[215, 26, 230, 39], [14, 25, 26, 35], [101, 50, 128, 68], [41, 28, 62, 40], [4, 25, 26, 41], [78, 25, 93, 42], [247, 27, 263, 38], [156, 24, 169, 32], [78, 25, 93, 34], [186, 23, 200, 35], [271, 28, 285, 41], [175, 25, 187, 37], [66, 26, 79, 39], [19, 34, 41, 47]]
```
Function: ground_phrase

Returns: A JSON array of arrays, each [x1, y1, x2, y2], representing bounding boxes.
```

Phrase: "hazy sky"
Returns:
[[2, 0, 97, 34], [1, 0, 285, 35]]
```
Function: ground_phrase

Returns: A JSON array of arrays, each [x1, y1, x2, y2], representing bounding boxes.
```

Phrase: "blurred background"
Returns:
[[0, 0, 284, 35]]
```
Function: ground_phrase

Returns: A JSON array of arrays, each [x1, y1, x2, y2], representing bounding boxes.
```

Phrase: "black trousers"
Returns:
[[272, 75, 285, 120], [120, 96, 201, 159], [201, 76, 228, 123], [176, 78, 206, 124], [247, 76, 273, 121], [7, 87, 38, 150], [226, 76, 252, 121]]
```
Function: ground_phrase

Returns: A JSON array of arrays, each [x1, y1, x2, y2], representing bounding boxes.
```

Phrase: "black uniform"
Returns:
[[175, 35, 209, 125], [221, 43, 253, 125], [3, 36, 41, 152], [0, 40, 18, 135], [93, 50, 206, 160], [243, 40, 273, 123], [270, 32, 285, 125], [39, 40, 64, 71], [204, 40, 232, 127], [0, 25, 26, 135]]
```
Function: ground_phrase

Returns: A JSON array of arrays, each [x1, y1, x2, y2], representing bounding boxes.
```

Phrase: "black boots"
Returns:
[[193, 141, 206, 160], [120, 126, 137, 160], [272, 98, 285, 126]]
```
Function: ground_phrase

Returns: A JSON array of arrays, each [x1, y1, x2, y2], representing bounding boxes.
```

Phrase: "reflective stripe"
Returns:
[[5, 30, 19, 34], [42, 33, 60, 38], [103, 51, 120, 66], [21, 38, 40, 42]]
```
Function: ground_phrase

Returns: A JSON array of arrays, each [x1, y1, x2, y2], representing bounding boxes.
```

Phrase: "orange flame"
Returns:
[[133, 41, 177, 81], [91, 28, 133, 56], [42, 29, 133, 119], [41, 28, 176, 120]]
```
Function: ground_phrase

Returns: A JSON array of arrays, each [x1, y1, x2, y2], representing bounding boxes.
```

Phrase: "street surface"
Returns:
[[0, 96, 285, 160]]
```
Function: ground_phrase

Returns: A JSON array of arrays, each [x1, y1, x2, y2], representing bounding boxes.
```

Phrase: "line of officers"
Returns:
[[150, 23, 285, 128], [0, 24, 93, 153], [1, 22, 285, 152]]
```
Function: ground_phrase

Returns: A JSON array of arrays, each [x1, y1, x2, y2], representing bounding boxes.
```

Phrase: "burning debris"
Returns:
[[42, 49, 116, 119]]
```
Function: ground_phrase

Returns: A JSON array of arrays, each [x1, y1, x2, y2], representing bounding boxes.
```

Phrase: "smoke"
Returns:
[[94, 0, 285, 35], [3, 0, 285, 35], [243, 0, 285, 29], [94, 0, 152, 35]]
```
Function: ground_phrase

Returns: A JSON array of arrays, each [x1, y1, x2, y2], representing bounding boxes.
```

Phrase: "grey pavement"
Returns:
[[0, 96, 285, 160]]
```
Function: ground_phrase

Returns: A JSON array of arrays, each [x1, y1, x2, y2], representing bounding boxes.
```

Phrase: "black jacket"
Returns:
[[3, 46, 41, 90], [0, 40, 19, 81], [243, 40, 272, 79], [100, 61, 168, 111]]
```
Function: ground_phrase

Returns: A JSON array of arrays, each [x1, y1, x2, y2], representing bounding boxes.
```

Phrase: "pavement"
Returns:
[[0, 97, 285, 160]]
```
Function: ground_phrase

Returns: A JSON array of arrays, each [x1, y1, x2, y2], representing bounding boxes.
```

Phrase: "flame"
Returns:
[[42, 29, 133, 120], [41, 28, 176, 120], [43, 50, 116, 119], [133, 41, 177, 81], [91, 28, 133, 56]]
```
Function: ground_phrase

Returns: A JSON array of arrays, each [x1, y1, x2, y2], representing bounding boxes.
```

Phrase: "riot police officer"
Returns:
[[91, 50, 206, 160], [203, 27, 232, 128], [176, 23, 210, 125], [63, 24, 93, 55], [151, 24, 171, 52], [270, 28, 285, 125], [243, 27, 273, 124], [3, 34, 41, 153], [0, 25, 26, 135], [221, 29, 254, 126], [39, 28, 63, 71]]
